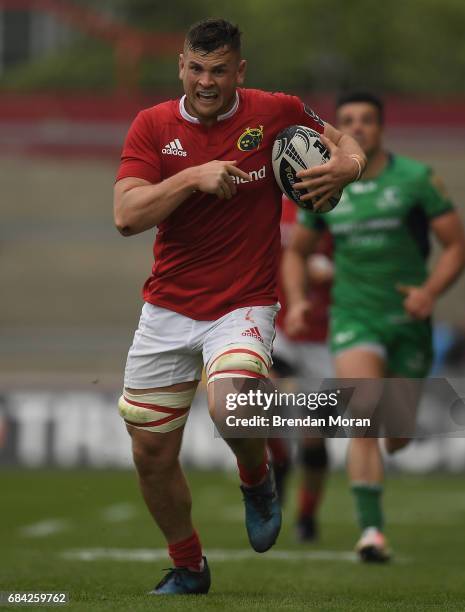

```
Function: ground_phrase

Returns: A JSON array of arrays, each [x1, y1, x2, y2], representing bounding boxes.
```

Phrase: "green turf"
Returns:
[[1, 469, 464, 610]]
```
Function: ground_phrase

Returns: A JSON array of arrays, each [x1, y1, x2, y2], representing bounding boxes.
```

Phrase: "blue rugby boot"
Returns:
[[150, 556, 211, 595], [240, 468, 282, 553]]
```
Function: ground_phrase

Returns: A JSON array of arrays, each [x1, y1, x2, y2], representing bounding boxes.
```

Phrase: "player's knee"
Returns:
[[118, 387, 196, 433], [131, 441, 176, 476], [299, 442, 328, 470], [206, 343, 271, 384]]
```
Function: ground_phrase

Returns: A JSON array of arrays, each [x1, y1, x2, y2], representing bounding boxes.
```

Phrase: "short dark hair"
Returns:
[[185, 18, 242, 55], [336, 91, 384, 124]]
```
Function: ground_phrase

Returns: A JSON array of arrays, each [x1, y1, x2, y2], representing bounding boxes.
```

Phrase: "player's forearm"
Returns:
[[423, 243, 465, 298], [282, 249, 309, 305], [115, 168, 197, 236], [337, 133, 367, 178], [323, 124, 367, 181]]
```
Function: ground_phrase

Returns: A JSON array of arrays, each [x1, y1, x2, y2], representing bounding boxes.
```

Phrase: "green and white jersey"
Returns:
[[298, 154, 454, 318]]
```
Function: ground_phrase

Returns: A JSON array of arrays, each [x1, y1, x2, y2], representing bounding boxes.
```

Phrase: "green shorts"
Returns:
[[330, 309, 433, 378]]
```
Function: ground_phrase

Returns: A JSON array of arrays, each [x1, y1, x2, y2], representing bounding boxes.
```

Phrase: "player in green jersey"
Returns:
[[282, 92, 465, 562]]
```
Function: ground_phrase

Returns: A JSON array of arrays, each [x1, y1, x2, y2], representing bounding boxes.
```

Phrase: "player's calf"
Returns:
[[206, 342, 273, 472]]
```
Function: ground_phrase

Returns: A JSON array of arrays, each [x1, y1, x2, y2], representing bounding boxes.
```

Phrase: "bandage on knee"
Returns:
[[118, 387, 196, 433], [206, 343, 271, 384]]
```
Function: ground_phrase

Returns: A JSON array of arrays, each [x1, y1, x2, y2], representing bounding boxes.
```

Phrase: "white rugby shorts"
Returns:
[[272, 327, 333, 379], [124, 303, 280, 389]]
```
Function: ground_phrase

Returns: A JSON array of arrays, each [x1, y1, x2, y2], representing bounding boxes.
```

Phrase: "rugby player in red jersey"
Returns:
[[113, 18, 366, 595]]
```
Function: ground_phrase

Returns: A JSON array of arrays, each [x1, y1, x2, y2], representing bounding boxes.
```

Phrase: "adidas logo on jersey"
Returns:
[[242, 326, 264, 343], [162, 138, 187, 156]]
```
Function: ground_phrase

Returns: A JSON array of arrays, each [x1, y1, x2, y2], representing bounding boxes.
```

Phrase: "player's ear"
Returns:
[[178, 53, 185, 80], [236, 59, 247, 85]]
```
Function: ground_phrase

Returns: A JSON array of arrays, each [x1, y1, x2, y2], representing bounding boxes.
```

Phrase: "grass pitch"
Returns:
[[1, 469, 464, 610]]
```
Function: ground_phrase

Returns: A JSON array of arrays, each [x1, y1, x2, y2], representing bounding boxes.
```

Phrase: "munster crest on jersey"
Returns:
[[237, 125, 264, 151]]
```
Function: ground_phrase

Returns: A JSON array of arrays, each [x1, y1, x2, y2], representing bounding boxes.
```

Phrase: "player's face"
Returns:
[[336, 103, 383, 157], [179, 46, 246, 123]]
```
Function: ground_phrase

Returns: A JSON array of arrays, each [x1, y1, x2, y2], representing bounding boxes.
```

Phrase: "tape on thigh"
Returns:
[[118, 387, 196, 433], [206, 343, 271, 385]]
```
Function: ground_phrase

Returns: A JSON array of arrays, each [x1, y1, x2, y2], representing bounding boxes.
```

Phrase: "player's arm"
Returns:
[[307, 253, 334, 286], [295, 122, 367, 210], [282, 224, 321, 337], [397, 211, 465, 319], [114, 161, 251, 236], [114, 173, 194, 236]]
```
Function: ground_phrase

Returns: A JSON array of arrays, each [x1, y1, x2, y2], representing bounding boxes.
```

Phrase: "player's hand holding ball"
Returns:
[[272, 126, 364, 213], [284, 299, 312, 337], [295, 135, 361, 211], [396, 284, 435, 319], [191, 160, 251, 200]]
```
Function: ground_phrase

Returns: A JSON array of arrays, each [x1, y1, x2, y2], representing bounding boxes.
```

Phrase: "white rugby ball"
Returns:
[[272, 125, 341, 213]]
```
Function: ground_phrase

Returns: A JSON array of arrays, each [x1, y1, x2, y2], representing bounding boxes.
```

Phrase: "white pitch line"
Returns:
[[20, 518, 71, 538], [61, 548, 361, 563], [100, 503, 137, 523], [61, 548, 412, 564]]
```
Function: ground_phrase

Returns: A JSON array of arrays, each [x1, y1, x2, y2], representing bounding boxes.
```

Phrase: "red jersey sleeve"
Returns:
[[274, 92, 325, 134], [291, 96, 325, 134], [116, 109, 161, 183]]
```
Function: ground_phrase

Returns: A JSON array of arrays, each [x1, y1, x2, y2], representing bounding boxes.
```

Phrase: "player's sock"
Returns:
[[298, 486, 320, 519], [351, 482, 384, 532], [237, 453, 269, 487], [168, 531, 204, 572]]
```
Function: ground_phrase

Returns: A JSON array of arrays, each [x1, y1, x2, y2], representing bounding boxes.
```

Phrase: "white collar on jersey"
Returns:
[[179, 91, 240, 124]]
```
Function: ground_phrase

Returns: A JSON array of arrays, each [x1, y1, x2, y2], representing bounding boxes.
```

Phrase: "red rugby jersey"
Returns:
[[276, 197, 332, 343], [116, 88, 324, 320]]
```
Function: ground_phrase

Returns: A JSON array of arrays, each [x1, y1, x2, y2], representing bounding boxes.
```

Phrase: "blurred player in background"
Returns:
[[283, 91, 465, 562], [269, 196, 333, 541], [113, 19, 365, 595]]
